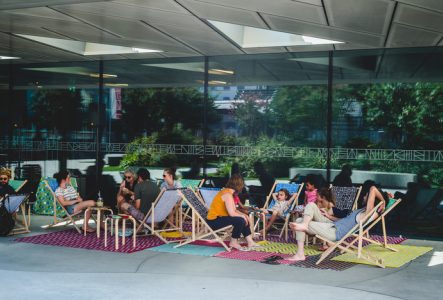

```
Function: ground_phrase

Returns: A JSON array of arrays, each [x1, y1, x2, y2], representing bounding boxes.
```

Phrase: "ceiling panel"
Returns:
[[397, 0, 443, 13], [178, 0, 267, 28], [0, 0, 110, 10], [263, 14, 383, 47], [325, 0, 393, 35], [113, 0, 190, 14], [5, 6, 80, 21], [187, 0, 327, 25], [396, 3, 443, 32], [387, 23, 441, 47]]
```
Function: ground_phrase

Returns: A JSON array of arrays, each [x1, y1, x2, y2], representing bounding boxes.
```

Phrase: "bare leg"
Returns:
[[75, 200, 96, 232], [365, 186, 386, 213], [245, 235, 260, 248], [289, 214, 313, 232], [288, 239, 306, 261], [230, 238, 243, 249], [265, 212, 279, 232]]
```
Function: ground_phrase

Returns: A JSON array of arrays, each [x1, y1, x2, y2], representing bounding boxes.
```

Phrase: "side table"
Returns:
[[83, 206, 114, 238]]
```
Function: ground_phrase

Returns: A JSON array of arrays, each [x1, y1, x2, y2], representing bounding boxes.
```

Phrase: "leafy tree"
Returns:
[[121, 88, 219, 141], [31, 89, 83, 135], [268, 85, 328, 144], [233, 99, 270, 137], [362, 83, 443, 148]]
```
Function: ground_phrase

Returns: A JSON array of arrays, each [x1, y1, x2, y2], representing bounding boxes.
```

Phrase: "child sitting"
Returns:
[[260, 188, 296, 233], [292, 174, 319, 214]]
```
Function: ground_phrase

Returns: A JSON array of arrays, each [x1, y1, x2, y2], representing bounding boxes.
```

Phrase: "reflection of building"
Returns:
[[210, 86, 276, 136]]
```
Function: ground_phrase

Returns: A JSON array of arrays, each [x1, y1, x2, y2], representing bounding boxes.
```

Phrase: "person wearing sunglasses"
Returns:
[[159, 168, 182, 190], [0, 168, 16, 197], [116, 169, 137, 211]]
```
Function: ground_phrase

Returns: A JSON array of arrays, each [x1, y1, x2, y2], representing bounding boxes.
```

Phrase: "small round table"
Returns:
[[104, 214, 137, 250], [83, 206, 114, 238]]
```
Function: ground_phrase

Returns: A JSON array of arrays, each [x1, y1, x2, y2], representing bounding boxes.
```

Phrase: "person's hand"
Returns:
[[388, 192, 394, 199]]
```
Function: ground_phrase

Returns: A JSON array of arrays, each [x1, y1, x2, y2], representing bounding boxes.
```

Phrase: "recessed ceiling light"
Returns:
[[0, 56, 20, 60], [143, 62, 234, 75], [208, 20, 343, 48], [15, 34, 162, 55]]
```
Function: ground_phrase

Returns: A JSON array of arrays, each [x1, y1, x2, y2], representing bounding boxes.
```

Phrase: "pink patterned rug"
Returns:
[[15, 229, 165, 253]]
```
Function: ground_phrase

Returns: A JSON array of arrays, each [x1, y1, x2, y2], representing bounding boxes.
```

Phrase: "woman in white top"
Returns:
[[160, 168, 182, 190], [54, 171, 96, 233]]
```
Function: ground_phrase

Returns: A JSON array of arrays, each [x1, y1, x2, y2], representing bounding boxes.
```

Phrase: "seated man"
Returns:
[[120, 168, 160, 223]]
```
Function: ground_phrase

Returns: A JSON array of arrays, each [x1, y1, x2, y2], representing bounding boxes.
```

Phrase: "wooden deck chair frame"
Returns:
[[8, 180, 31, 232], [44, 180, 84, 234], [254, 182, 304, 241], [174, 188, 232, 251], [135, 188, 185, 244], [1, 194, 31, 235], [344, 198, 402, 253], [315, 202, 386, 268], [330, 185, 362, 211]]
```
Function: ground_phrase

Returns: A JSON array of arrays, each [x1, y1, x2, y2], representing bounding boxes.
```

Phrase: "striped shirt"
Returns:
[[55, 185, 78, 202]]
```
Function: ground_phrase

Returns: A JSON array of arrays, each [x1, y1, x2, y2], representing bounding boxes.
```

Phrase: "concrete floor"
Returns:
[[1, 215, 442, 300]]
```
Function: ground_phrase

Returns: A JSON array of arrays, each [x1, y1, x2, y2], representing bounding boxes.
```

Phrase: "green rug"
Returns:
[[256, 241, 322, 256], [332, 244, 433, 268]]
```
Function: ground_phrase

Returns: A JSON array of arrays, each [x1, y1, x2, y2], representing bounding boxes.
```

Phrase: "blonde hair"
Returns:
[[0, 168, 12, 179]]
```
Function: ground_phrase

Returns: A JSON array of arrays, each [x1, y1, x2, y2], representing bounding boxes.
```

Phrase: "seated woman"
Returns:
[[288, 185, 389, 261], [160, 168, 182, 190], [117, 169, 137, 211], [0, 168, 16, 197], [260, 188, 296, 233], [54, 171, 96, 233], [206, 174, 261, 251]]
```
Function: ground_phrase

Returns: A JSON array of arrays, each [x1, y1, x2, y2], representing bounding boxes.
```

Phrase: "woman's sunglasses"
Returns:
[[0, 177, 9, 181]]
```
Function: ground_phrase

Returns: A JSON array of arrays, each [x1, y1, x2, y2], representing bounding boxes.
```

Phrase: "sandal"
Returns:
[[231, 246, 249, 252], [248, 244, 263, 250]]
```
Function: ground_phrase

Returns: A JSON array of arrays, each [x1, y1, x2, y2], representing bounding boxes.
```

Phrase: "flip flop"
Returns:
[[248, 244, 264, 250], [231, 246, 249, 252]]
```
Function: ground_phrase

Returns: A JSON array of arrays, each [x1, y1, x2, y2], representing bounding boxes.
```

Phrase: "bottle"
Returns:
[[97, 191, 103, 207], [245, 199, 250, 207]]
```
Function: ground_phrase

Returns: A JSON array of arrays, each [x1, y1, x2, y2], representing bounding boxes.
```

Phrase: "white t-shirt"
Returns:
[[55, 185, 78, 202]]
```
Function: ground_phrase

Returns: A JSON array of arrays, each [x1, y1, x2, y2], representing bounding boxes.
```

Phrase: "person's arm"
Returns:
[[287, 193, 297, 205], [134, 199, 141, 210], [222, 193, 249, 224], [320, 208, 340, 221], [57, 195, 79, 207]]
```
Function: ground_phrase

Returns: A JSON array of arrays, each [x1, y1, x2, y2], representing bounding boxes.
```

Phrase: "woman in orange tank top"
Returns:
[[206, 174, 261, 251]]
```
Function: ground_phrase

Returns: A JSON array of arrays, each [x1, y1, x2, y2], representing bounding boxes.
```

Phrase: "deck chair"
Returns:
[[135, 188, 185, 244], [345, 198, 402, 253], [198, 187, 221, 208], [174, 188, 232, 251], [315, 202, 387, 268], [44, 180, 84, 234], [179, 179, 204, 221], [1, 194, 30, 235], [255, 182, 304, 241], [9, 180, 28, 193], [331, 185, 362, 212]]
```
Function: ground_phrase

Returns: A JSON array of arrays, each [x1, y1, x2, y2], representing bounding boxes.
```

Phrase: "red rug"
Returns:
[[15, 229, 165, 253]]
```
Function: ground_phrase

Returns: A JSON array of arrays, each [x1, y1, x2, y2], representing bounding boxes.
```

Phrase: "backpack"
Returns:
[[0, 198, 15, 236]]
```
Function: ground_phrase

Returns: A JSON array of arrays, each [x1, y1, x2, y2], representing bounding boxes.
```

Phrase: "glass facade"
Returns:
[[1, 47, 442, 236]]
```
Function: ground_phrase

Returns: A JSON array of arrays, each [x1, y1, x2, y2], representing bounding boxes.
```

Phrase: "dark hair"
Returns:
[[318, 187, 335, 205], [358, 180, 377, 208], [164, 168, 176, 180], [55, 170, 70, 185], [137, 168, 150, 181], [277, 188, 290, 200], [305, 174, 317, 187], [225, 174, 245, 193], [341, 164, 352, 177]]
